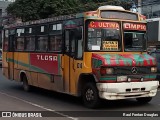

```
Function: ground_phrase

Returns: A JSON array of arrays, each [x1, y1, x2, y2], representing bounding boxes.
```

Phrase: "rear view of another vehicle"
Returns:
[[148, 46, 160, 84]]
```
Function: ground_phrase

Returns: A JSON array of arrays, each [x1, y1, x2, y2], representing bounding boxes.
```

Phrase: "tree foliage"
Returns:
[[6, 0, 133, 21]]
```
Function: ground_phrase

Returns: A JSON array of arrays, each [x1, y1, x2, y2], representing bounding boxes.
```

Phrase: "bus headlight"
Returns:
[[100, 68, 114, 75], [151, 67, 157, 73]]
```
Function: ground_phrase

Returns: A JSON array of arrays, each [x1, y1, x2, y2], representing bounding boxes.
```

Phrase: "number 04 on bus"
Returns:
[[2, 5, 159, 108]]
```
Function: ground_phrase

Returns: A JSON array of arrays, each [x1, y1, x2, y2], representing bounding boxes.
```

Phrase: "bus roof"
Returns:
[[98, 5, 125, 11], [3, 5, 144, 29]]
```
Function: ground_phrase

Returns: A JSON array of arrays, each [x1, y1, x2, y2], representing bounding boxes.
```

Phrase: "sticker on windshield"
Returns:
[[103, 41, 118, 50], [92, 45, 100, 50]]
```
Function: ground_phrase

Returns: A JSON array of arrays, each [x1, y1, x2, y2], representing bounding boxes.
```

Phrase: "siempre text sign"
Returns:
[[123, 23, 146, 31], [89, 21, 119, 29]]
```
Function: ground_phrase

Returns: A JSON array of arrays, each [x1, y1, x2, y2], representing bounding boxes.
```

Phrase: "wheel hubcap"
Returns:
[[85, 88, 94, 101]]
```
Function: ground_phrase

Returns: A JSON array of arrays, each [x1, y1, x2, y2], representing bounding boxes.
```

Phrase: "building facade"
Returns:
[[135, 0, 160, 45], [135, 0, 160, 19], [0, 0, 14, 48], [0, 0, 12, 17]]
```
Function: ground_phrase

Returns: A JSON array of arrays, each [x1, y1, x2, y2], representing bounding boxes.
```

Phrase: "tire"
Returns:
[[22, 75, 31, 92], [82, 82, 101, 108], [136, 97, 152, 104]]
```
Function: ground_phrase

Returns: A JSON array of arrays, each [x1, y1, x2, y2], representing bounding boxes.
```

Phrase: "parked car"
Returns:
[[0, 49, 2, 66], [147, 46, 160, 81]]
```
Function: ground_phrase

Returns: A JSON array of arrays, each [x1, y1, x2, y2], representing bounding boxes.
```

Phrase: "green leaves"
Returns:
[[7, 0, 41, 21], [6, 0, 132, 21]]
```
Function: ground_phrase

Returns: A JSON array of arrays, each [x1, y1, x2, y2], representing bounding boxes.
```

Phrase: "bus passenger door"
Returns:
[[7, 35, 15, 80], [63, 29, 77, 93]]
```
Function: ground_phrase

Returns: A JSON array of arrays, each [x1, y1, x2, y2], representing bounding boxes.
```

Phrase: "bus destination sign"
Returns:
[[88, 21, 119, 29], [123, 23, 146, 31]]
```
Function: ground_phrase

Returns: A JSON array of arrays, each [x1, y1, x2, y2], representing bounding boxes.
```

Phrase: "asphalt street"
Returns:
[[0, 68, 160, 120]]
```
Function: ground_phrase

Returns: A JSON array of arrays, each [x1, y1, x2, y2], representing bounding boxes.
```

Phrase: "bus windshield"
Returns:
[[124, 31, 146, 51], [87, 21, 121, 51]]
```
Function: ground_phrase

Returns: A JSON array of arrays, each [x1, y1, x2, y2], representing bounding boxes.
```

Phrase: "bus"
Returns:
[[2, 5, 159, 108]]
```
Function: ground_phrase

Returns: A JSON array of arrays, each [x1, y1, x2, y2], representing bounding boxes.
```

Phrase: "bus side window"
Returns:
[[16, 37, 25, 51], [76, 27, 83, 59], [65, 31, 69, 53], [26, 37, 35, 51], [77, 39, 83, 58], [55, 36, 62, 51], [37, 36, 48, 51], [70, 31, 76, 56], [3, 30, 9, 51], [49, 35, 62, 52]]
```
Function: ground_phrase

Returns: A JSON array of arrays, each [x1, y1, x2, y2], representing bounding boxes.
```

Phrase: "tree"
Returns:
[[7, 0, 42, 21], [6, 0, 133, 21]]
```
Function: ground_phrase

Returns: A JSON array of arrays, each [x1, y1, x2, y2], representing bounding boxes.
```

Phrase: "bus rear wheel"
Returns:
[[22, 75, 31, 92], [82, 82, 101, 108], [136, 97, 152, 103]]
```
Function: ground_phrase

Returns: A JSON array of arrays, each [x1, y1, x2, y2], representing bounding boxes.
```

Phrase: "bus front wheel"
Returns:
[[82, 82, 101, 108], [22, 75, 31, 92]]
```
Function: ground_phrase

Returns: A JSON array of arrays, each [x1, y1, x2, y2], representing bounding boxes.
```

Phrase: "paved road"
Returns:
[[0, 68, 160, 120]]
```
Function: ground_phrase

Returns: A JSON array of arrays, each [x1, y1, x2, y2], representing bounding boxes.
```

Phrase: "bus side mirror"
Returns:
[[75, 28, 82, 40]]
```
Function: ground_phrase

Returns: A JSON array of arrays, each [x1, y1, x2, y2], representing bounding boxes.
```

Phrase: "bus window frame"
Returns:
[[123, 30, 147, 52], [3, 29, 9, 52], [84, 19, 122, 52], [64, 25, 84, 60], [25, 35, 36, 52], [36, 35, 49, 52], [48, 22, 63, 53], [76, 26, 83, 60], [49, 23, 62, 35], [25, 26, 36, 36], [15, 36, 25, 51], [36, 24, 49, 35], [100, 10, 138, 20], [48, 34, 62, 52], [15, 27, 25, 51]]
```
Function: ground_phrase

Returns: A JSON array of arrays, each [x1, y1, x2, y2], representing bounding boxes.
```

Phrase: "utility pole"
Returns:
[[130, 2, 137, 13], [137, 0, 142, 14]]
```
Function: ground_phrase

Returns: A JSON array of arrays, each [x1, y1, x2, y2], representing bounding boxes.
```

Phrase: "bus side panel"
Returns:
[[63, 55, 70, 93], [72, 59, 84, 95], [13, 52, 31, 83], [30, 72, 38, 87], [50, 54, 63, 92], [2, 51, 9, 79], [37, 73, 52, 89], [13, 52, 19, 81], [30, 53, 63, 91], [52, 75, 63, 92]]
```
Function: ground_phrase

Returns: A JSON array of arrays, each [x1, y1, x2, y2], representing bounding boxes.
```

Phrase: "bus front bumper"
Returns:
[[96, 81, 159, 100]]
